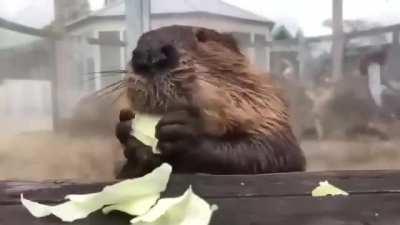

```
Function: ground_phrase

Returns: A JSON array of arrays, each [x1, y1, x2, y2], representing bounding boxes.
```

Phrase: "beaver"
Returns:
[[115, 25, 306, 178]]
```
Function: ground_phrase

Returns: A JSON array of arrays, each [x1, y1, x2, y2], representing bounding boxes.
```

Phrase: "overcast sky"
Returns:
[[1, 0, 400, 36], [226, 0, 400, 35]]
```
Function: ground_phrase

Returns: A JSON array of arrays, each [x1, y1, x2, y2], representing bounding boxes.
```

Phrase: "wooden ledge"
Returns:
[[2, 170, 400, 224]]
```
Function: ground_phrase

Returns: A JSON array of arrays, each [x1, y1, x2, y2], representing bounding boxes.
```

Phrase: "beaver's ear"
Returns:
[[194, 28, 242, 55]]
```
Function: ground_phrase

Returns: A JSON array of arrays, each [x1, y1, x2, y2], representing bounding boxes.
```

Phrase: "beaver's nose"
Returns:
[[131, 48, 167, 75]]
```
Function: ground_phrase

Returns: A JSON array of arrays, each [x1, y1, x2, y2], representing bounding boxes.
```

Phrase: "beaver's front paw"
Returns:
[[155, 109, 202, 157], [116, 138, 162, 179]]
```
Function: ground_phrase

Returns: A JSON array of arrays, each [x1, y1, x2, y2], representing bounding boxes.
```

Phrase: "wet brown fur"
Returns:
[[123, 25, 305, 174], [129, 27, 290, 136]]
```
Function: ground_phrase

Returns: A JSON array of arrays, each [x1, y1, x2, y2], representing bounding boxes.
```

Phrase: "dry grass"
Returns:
[[0, 132, 124, 182], [303, 139, 400, 171], [0, 131, 400, 181]]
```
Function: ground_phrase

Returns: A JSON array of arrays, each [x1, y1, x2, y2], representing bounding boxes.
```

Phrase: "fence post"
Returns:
[[332, 0, 344, 81], [298, 34, 307, 85], [393, 30, 399, 45], [125, 0, 151, 54], [265, 31, 272, 72], [49, 40, 61, 132]]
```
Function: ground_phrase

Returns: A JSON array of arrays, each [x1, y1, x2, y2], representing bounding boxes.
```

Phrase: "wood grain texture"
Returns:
[[2, 170, 400, 225]]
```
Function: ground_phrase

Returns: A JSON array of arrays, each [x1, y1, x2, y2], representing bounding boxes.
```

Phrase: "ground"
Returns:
[[0, 132, 400, 181], [302, 139, 400, 171], [0, 132, 123, 181]]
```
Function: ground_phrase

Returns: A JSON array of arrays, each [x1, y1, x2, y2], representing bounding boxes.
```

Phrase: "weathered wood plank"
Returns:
[[3, 171, 400, 224], [165, 170, 400, 198], [210, 194, 399, 225], [2, 193, 400, 225], [0, 206, 132, 225], [2, 170, 400, 204]]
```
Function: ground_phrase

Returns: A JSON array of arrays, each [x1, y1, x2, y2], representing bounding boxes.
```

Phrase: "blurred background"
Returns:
[[0, 0, 400, 181]]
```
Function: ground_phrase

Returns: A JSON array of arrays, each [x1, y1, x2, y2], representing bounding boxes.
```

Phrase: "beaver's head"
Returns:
[[127, 25, 289, 137], [126, 25, 243, 113]]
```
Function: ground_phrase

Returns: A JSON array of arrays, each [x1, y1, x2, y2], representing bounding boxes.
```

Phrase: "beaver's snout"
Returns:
[[130, 44, 179, 76]]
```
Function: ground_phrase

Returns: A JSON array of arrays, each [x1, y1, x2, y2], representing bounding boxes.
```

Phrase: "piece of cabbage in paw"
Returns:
[[131, 113, 162, 154]]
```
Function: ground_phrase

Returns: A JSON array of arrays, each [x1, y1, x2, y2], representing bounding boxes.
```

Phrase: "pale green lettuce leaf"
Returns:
[[21, 194, 102, 222], [102, 194, 160, 215], [20, 194, 52, 218], [130, 186, 218, 225], [21, 163, 172, 222], [64, 192, 101, 203], [131, 113, 162, 154], [311, 180, 349, 197], [47, 200, 102, 222]]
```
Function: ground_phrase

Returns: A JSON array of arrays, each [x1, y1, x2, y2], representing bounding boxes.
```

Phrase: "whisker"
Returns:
[[84, 73, 125, 82], [96, 80, 125, 94], [86, 70, 128, 75], [96, 82, 127, 98], [86, 79, 126, 99], [111, 89, 127, 105]]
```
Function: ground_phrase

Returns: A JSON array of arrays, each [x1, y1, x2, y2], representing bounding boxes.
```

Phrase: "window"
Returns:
[[255, 34, 267, 70]]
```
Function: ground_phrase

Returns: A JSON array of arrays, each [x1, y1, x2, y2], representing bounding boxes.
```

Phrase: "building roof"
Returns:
[[0, 28, 40, 50], [68, 0, 272, 26]]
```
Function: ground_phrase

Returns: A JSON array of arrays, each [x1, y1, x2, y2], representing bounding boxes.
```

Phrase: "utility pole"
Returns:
[[332, 0, 344, 81], [50, 0, 65, 132]]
